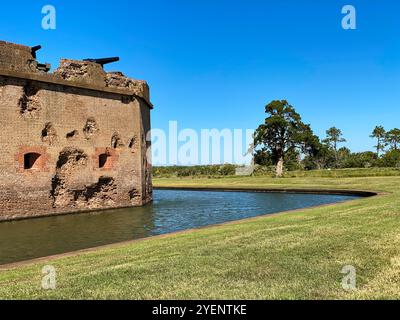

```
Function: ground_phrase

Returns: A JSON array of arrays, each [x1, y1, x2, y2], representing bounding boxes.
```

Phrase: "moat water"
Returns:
[[0, 189, 360, 265]]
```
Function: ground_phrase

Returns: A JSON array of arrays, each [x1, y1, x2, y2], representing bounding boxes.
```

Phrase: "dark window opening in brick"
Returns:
[[24, 153, 41, 170], [99, 153, 110, 169]]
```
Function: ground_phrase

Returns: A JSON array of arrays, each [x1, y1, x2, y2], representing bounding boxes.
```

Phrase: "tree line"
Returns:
[[254, 100, 400, 177]]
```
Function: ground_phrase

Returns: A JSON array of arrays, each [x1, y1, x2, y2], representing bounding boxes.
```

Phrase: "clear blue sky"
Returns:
[[1, 0, 399, 156]]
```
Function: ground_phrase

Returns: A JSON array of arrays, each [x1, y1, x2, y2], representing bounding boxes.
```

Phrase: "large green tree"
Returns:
[[370, 126, 386, 157], [254, 100, 313, 177], [323, 127, 346, 166], [385, 128, 400, 151], [301, 133, 335, 170], [380, 149, 400, 167]]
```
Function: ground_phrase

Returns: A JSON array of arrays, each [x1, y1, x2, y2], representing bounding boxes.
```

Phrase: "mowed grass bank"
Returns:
[[154, 166, 400, 179], [0, 174, 399, 299]]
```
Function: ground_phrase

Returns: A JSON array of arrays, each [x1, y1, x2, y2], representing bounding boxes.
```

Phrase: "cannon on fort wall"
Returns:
[[30, 45, 119, 72], [31, 45, 42, 58], [83, 57, 120, 67], [30, 45, 51, 72]]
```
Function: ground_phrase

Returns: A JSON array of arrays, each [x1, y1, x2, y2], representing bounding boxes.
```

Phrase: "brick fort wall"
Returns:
[[0, 41, 153, 221]]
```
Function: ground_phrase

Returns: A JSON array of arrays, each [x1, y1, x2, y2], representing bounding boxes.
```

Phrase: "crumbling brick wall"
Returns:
[[0, 41, 153, 221]]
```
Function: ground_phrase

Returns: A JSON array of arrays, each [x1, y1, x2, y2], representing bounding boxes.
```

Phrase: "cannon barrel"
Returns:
[[31, 45, 42, 58], [83, 57, 120, 67]]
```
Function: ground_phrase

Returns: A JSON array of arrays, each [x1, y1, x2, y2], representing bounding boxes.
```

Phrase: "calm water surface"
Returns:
[[0, 189, 359, 265]]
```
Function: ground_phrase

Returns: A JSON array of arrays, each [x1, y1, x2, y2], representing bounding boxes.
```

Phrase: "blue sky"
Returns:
[[1, 0, 399, 159]]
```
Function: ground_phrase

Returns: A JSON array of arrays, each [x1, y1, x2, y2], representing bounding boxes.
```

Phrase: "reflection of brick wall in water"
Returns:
[[0, 41, 153, 221]]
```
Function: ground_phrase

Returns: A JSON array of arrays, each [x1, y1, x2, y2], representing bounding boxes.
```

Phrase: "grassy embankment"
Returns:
[[0, 169, 399, 299]]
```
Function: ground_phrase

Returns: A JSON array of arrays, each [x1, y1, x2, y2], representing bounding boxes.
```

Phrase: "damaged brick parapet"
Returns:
[[54, 59, 107, 87], [0, 41, 152, 109], [0, 41, 39, 73], [106, 72, 150, 101]]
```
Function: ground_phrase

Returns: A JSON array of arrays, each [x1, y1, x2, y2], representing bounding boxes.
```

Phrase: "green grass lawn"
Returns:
[[0, 173, 399, 299]]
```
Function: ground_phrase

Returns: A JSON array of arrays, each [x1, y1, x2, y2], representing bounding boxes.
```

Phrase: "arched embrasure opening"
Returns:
[[99, 153, 110, 169], [24, 153, 42, 170]]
